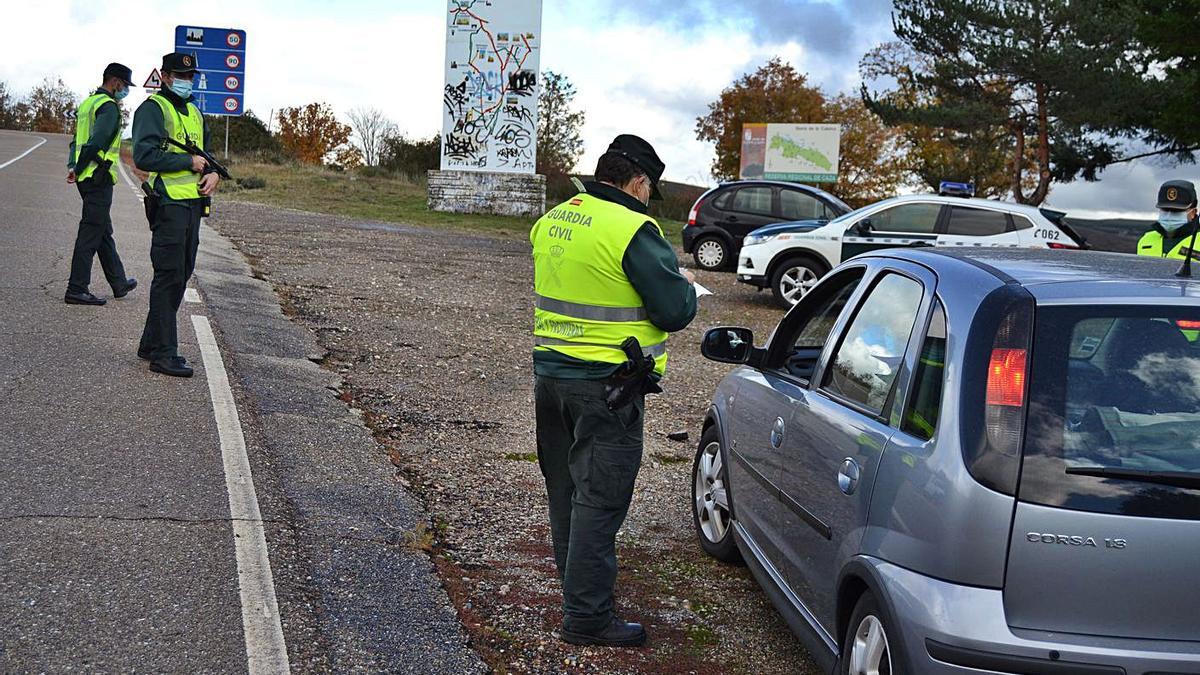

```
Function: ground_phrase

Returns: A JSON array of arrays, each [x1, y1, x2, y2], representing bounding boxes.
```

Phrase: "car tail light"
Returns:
[[1177, 319, 1200, 331], [1046, 242, 1080, 250], [963, 290, 1034, 496], [687, 200, 701, 227], [986, 349, 1027, 407]]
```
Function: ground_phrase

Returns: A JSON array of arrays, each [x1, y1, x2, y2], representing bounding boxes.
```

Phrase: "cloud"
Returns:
[[612, 0, 893, 60]]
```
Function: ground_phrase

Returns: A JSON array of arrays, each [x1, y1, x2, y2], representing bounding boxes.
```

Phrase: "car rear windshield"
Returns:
[[1020, 307, 1200, 520]]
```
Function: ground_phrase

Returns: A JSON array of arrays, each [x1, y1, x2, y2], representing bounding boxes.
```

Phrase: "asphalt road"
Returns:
[[0, 130, 481, 673]]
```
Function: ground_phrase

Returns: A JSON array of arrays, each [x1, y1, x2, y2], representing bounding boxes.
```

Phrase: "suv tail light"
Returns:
[[687, 200, 701, 227], [1046, 242, 1080, 250], [1177, 319, 1200, 331], [963, 289, 1034, 495]]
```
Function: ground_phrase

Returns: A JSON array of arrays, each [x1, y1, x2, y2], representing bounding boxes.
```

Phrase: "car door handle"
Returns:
[[726, 216, 739, 222], [838, 458, 861, 495], [770, 417, 785, 448]]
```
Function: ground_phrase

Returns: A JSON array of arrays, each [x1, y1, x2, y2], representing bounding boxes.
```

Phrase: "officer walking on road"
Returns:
[[64, 63, 138, 306], [1138, 179, 1199, 259], [531, 135, 698, 647], [132, 53, 220, 378]]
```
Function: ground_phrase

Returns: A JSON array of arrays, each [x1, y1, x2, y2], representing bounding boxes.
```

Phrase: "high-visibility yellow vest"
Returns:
[[146, 93, 204, 200], [72, 92, 120, 183], [1137, 229, 1193, 260], [531, 193, 670, 376]]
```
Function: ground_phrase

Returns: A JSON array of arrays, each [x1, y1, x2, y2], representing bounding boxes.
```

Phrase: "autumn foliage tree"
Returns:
[[276, 102, 352, 165], [28, 77, 76, 133], [697, 58, 911, 206], [696, 58, 824, 181], [823, 95, 910, 207]]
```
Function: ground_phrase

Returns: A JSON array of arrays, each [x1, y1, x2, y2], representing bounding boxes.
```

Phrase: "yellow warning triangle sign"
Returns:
[[143, 68, 161, 90]]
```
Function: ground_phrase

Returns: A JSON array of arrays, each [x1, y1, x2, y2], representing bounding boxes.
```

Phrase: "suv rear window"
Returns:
[[1020, 307, 1200, 520]]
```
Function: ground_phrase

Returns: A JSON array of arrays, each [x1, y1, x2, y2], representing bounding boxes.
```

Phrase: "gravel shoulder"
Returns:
[[208, 200, 821, 674]]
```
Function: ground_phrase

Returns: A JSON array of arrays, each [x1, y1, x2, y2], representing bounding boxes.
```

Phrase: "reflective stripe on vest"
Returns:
[[1137, 230, 1192, 260], [146, 94, 204, 200], [531, 193, 670, 375], [72, 93, 120, 183]]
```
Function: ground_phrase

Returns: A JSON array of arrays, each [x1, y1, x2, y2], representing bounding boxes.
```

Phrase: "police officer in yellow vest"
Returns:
[[532, 135, 697, 647], [1138, 179, 1198, 259], [64, 63, 138, 306], [132, 53, 219, 377]]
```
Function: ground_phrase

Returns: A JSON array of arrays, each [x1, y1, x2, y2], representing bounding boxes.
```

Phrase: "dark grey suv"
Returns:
[[693, 248, 1200, 674]]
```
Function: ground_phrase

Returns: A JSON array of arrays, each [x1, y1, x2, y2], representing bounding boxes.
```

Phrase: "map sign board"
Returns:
[[441, 0, 542, 174], [739, 123, 841, 183], [173, 25, 246, 116]]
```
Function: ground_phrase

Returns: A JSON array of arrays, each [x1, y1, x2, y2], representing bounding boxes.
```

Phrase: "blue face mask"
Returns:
[[114, 87, 128, 101], [1158, 209, 1191, 234], [169, 78, 193, 99]]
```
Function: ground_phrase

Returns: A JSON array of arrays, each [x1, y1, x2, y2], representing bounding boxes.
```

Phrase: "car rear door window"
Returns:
[[1020, 308, 1200, 520], [731, 186, 774, 216], [822, 273, 924, 413], [945, 206, 1010, 236], [901, 301, 947, 440], [779, 189, 823, 221], [869, 203, 941, 234]]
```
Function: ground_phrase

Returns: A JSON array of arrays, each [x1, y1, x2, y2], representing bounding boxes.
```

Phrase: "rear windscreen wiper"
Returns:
[[1065, 466, 1200, 490]]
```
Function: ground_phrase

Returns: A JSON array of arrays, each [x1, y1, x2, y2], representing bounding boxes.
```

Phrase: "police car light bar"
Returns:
[[939, 181, 975, 198]]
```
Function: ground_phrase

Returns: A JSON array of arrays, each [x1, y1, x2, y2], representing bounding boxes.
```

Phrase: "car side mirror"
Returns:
[[702, 327, 756, 364], [851, 218, 873, 236]]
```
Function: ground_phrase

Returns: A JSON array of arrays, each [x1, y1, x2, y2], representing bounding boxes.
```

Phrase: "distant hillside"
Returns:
[[1066, 218, 1151, 254]]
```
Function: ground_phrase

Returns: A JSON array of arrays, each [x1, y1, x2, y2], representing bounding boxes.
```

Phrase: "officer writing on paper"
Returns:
[[530, 135, 697, 647], [132, 52, 219, 378], [1138, 179, 1199, 259], [64, 62, 138, 306]]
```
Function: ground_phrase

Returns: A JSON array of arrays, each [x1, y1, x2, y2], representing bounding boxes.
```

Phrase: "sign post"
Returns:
[[174, 25, 246, 158]]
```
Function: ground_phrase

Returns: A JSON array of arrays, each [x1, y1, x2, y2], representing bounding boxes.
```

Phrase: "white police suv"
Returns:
[[738, 189, 1086, 306]]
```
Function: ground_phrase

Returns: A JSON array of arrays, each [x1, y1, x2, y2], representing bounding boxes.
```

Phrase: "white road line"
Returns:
[[184, 287, 201, 304], [0, 136, 47, 170], [116, 153, 138, 189], [191, 315, 290, 674]]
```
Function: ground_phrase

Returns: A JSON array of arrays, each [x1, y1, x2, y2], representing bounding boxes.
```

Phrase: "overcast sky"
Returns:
[[4, 0, 1191, 218]]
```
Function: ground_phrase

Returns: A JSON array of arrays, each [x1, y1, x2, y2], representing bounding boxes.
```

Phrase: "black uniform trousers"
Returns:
[[139, 199, 203, 360], [535, 375, 645, 634], [68, 174, 128, 294]]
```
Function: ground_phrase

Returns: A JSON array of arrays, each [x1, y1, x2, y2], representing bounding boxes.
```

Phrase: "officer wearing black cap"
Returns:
[[1139, 179, 1199, 259], [64, 63, 138, 306], [131, 52, 219, 377], [530, 134, 697, 647]]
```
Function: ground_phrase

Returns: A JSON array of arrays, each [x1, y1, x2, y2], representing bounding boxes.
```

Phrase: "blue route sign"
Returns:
[[174, 25, 246, 116]]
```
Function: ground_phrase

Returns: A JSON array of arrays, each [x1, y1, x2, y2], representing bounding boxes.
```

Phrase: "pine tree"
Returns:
[[865, 0, 1155, 205]]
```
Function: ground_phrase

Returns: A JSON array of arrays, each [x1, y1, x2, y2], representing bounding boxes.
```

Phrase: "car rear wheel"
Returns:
[[771, 256, 827, 307], [691, 426, 741, 563], [693, 236, 731, 271], [841, 593, 895, 675]]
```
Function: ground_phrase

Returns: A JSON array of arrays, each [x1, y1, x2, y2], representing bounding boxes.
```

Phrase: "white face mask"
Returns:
[[1158, 209, 1192, 234]]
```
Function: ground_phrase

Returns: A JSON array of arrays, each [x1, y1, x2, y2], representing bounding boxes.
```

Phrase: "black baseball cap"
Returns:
[[603, 134, 665, 200], [1157, 179, 1197, 210], [102, 62, 133, 86], [161, 52, 198, 75]]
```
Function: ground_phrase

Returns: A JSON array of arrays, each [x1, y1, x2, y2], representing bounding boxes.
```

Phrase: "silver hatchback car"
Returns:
[[692, 248, 1200, 674]]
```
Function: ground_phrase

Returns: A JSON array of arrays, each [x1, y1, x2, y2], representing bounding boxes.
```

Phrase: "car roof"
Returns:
[[866, 248, 1200, 304], [717, 179, 842, 201], [862, 193, 1052, 220]]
